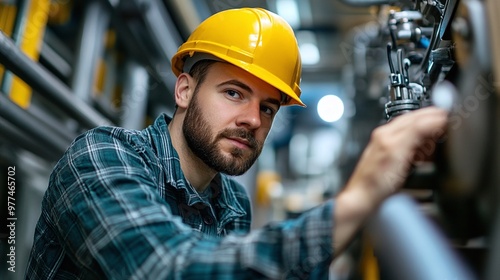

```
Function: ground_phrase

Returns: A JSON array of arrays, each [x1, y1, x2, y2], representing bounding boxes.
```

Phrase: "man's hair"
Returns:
[[188, 59, 219, 88]]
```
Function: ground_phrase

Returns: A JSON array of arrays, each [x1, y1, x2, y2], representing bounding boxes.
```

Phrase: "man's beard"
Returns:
[[182, 93, 263, 176]]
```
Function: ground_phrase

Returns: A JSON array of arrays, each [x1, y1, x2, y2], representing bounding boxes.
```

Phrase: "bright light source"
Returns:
[[317, 95, 344, 123], [300, 43, 320, 65], [276, 0, 300, 28], [431, 80, 456, 112], [296, 31, 320, 65]]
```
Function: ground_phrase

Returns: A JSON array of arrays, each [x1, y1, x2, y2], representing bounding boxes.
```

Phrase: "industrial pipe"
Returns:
[[0, 30, 112, 129], [0, 93, 70, 158], [0, 117, 61, 162], [368, 193, 476, 280]]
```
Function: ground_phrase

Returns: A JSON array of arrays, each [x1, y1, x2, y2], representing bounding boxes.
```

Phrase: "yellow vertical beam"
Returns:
[[0, 5, 17, 33], [0, 4, 18, 83], [9, 0, 51, 108], [94, 30, 117, 97], [47, 0, 72, 25]]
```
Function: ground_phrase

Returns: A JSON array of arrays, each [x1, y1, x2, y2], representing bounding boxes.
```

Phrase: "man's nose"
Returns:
[[236, 102, 262, 130]]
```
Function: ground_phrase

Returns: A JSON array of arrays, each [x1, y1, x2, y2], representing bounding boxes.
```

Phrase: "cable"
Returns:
[[387, 43, 395, 73]]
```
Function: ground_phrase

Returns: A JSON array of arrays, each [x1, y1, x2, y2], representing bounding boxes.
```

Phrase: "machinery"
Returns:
[[340, 0, 500, 279]]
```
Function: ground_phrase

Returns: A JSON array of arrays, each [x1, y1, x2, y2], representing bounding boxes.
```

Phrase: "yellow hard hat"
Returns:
[[171, 8, 305, 107]]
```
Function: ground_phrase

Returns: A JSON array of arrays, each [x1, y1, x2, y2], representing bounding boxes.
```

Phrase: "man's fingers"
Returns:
[[409, 107, 448, 138], [349, 106, 450, 199], [386, 106, 448, 149]]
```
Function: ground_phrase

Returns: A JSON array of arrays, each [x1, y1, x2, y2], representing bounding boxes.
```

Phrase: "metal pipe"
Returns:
[[0, 0, 30, 94], [70, 0, 110, 103], [368, 193, 476, 280], [98, 0, 177, 108], [27, 103, 77, 143], [139, 0, 183, 62], [166, 0, 204, 36], [120, 60, 149, 130], [0, 117, 61, 162], [0, 30, 112, 128], [40, 40, 72, 80], [0, 93, 70, 157]]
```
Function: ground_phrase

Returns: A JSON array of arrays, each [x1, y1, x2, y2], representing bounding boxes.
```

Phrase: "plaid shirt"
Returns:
[[25, 114, 335, 279]]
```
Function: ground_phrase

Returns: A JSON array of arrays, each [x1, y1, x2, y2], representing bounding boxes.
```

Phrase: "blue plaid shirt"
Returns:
[[25, 114, 335, 279]]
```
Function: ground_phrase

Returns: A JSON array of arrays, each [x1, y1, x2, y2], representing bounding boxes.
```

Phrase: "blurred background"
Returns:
[[0, 0, 499, 279]]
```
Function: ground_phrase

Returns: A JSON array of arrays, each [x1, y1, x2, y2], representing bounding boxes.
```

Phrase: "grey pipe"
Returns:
[[71, 0, 110, 103], [0, 117, 61, 162], [120, 60, 149, 130], [97, 0, 177, 105], [368, 193, 476, 280], [27, 104, 77, 144], [0, 30, 112, 129], [0, 0, 29, 94], [0, 93, 70, 157]]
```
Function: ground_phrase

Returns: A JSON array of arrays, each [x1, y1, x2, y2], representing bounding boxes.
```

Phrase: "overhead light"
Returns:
[[296, 31, 320, 65], [317, 95, 344, 123], [300, 43, 320, 65], [276, 0, 300, 28]]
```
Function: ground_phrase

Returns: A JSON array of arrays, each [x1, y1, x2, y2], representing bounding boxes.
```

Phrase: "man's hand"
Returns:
[[332, 107, 448, 255]]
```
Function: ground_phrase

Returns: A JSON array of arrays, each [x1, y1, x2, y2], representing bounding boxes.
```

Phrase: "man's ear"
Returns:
[[174, 73, 194, 109]]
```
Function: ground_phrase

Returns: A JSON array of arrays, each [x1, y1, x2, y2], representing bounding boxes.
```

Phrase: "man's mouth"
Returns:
[[226, 137, 252, 149], [219, 128, 259, 151]]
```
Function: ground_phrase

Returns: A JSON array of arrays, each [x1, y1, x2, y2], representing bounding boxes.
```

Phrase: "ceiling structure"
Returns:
[[166, 0, 377, 78]]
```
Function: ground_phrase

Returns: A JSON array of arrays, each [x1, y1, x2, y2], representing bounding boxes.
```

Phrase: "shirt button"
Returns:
[[203, 215, 213, 225]]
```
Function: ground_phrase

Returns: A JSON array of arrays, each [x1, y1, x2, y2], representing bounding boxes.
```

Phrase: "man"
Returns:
[[25, 7, 447, 279]]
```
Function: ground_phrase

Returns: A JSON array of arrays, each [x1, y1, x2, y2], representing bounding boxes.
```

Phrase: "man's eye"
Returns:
[[261, 105, 276, 116], [225, 90, 241, 99]]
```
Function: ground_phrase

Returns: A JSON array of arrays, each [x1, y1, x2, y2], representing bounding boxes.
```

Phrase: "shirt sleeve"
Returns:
[[45, 127, 335, 279]]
